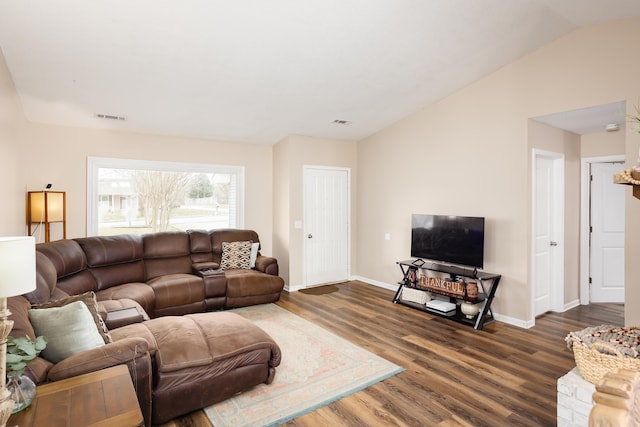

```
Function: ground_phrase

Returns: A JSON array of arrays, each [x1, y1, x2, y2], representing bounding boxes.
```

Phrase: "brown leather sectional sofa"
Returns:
[[8, 228, 285, 425]]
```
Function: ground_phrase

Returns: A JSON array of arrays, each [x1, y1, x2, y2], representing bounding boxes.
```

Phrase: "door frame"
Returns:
[[531, 149, 565, 322], [579, 155, 625, 305], [302, 165, 351, 288]]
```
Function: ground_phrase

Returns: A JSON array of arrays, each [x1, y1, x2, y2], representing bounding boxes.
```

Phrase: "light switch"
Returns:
[[385, 233, 391, 240], [294, 220, 302, 229]]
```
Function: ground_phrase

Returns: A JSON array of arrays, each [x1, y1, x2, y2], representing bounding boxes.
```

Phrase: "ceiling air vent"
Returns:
[[95, 113, 127, 121], [332, 119, 352, 125]]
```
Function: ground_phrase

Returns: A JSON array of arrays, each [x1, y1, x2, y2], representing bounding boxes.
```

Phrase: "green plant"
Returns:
[[6, 336, 47, 378], [628, 101, 640, 134]]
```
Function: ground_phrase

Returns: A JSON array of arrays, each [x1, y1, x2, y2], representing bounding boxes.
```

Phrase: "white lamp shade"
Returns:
[[0, 236, 36, 297]]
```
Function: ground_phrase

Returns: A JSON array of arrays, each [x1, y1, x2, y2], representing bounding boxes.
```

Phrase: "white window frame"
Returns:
[[87, 157, 244, 236]]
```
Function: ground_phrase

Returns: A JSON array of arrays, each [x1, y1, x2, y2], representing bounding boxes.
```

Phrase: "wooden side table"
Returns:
[[8, 365, 143, 427]]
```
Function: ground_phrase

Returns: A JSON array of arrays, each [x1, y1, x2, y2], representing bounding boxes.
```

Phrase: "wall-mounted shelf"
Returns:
[[613, 168, 640, 200]]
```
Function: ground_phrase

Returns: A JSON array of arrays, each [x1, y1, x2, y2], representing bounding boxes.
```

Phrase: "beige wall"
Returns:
[[272, 136, 291, 284], [273, 134, 357, 289], [18, 124, 274, 249], [0, 47, 29, 235], [356, 17, 640, 326], [582, 130, 625, 158], [625, 116, 640, 325]]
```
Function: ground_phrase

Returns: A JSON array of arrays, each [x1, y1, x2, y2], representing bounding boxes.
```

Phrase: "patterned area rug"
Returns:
[[204, 304, 404, 427]]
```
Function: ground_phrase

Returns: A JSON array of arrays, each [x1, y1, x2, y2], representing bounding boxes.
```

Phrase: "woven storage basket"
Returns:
[[573, 342, 640, 384], [401, 287, 429, 305]]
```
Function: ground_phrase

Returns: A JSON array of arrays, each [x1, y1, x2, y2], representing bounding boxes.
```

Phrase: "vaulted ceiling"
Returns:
[[2, 1, 640, 144]]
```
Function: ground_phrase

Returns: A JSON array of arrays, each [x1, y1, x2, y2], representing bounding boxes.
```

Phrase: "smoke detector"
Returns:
[[605, 123, 619, 132]]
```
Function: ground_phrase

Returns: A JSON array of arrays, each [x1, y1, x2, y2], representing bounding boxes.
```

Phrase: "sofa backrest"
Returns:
[[76, 234, 145, 290], [210, 229, 260, 264], [33, 229, 270, 302], [143, 232, 192, 279], [36, 240, 97, 296], [188, 229, 215, 265], [24, 252, 69, 305]]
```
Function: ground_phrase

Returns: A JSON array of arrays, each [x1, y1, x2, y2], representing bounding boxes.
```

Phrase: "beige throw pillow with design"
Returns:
[[220, 241, 253, 270]]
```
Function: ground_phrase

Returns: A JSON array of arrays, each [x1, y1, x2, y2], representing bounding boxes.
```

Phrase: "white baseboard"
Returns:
[[493, 313, 534, 329], [562, 299, 580, 312], [284, 283, 304, 292], [350, 275, 397, 292]]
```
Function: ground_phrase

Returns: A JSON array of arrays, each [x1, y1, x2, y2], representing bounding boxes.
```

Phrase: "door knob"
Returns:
[[550, 241, 558, 246], [308, 234, 313, 239]]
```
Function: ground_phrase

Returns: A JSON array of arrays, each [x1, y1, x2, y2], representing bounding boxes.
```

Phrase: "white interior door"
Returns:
[[590, 162, 625, 303], [303, 166, 350, 287], [533, 151, 564, 317]]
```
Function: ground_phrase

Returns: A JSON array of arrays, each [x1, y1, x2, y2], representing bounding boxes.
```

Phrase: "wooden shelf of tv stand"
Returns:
[[393, 259, 502, 330]]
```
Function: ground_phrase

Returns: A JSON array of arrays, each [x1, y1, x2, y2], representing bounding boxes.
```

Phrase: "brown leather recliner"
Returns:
[[8, 229, 285, 425]]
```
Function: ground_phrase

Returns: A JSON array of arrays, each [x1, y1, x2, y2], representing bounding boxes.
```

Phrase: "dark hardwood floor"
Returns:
[[163, 281, 624, 427]]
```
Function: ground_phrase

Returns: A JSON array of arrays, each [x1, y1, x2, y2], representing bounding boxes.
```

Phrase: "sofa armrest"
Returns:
[[47, 337, 149, 381], [254, 256, 279, 276]]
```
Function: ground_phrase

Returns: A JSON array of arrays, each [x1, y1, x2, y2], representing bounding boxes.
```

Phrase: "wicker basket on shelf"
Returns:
[[400, 287, 430, 305], [565, 325, 640, 384]]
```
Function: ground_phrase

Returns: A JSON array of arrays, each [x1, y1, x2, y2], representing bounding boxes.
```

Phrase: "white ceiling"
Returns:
[[533, 101, 628, 135], [1, 1, 640, 144]]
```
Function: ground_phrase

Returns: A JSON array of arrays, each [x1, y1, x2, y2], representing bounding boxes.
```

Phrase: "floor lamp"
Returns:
[[0, 237, 36, 426], [27, 191, 66, 242]]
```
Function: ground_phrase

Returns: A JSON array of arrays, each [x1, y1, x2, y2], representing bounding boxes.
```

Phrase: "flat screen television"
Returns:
[[411, 214, 485, 269]]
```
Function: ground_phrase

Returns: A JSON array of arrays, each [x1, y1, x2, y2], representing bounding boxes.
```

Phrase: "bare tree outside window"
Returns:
[[88, 158, 243, 236], [133, 170, 191, 232]]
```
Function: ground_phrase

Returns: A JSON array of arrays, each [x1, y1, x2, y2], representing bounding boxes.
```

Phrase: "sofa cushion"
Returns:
[[147, 274, 205, 309], [95, 283, 156, 316], [224, 269, 285, 297], [33, 291, 112, 343], [143, 232, 192, 279], [110, 323, 160, 356], [220, 241, 252, 270], [29, 300, 106, 363]]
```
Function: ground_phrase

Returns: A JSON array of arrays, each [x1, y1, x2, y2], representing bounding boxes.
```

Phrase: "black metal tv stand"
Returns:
[[393, 259, 501, 330]]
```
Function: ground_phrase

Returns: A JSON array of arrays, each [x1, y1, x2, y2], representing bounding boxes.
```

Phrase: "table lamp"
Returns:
[[0, 237, 36, 426]]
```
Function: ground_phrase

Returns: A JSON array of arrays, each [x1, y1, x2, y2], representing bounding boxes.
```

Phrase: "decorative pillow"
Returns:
[[220, 241, 252, 270], [28, 301, 106, 363], [33, 291, 112, 343], [250, 242, 260, 269]]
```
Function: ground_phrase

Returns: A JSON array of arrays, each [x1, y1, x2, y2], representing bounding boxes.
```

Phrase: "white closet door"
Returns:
[[303, 166, 350, 287]]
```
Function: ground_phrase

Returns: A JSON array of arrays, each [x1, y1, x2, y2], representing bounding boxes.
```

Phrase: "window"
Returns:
[[87, 157, 244, 236]]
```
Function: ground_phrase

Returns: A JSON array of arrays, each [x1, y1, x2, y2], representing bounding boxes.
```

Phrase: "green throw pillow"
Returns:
[[29, 300, 105, 363], [33, 291, 111, 343]]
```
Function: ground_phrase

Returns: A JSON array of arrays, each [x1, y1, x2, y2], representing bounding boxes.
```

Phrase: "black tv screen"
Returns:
[[411, 214, 485, 269]]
